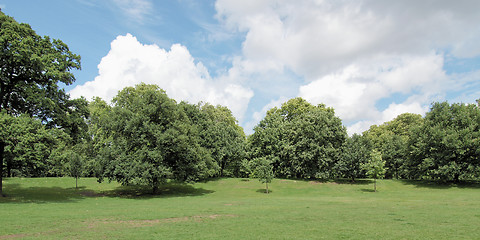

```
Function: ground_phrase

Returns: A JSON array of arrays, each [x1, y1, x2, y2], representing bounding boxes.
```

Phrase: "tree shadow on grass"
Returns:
[[103, 183, 215, 199], [256, 188, 273, 194], [333, 179, 373, 185], [360, 188, 376, 193], [0, 180, 215, 202], [0, 183, 87, 204], [399, 179, 480, 189]]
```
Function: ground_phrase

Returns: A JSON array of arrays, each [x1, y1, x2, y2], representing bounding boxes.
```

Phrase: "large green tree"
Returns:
[[191, 103, 246, 177], [81, 97, 112, 177], [0, 112, 71, 177], [334, 134, 370, 182], [249, 98, 346, 179], [97, 84, 217, 193], [0, 11, 81, 195], [407, 101, 480, 181], [364, 113, 423, 179]]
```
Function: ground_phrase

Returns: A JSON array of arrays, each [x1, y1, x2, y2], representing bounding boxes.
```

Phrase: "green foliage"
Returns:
[[0, 10, 81, 195], [362, 150, 386, 192], [334, 134, 370, 181], [0, 10, 80, 118], [181, 102, 247, 177], [364, 113, 423, 179], [0, 112, 70, 177], [81, 97, 112, 176], [408, 102, 480, 181], [249, 98, 347, 179], [64, 150, 84, 189], [363, 150, 386, 179], [96, 84, 218, 193], [252, 157, 274, 193]]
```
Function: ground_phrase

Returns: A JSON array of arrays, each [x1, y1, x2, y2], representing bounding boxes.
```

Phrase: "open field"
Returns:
[[1, 178, 480, 239]]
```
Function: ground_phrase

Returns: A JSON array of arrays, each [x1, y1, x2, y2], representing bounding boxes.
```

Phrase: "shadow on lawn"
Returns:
[[0, 181, 214, 203], [256, 188, 273, 194], [360, 188, 376, 193], [399, 179, 480, 189], [103, 183, 215, 199], [0, 183, 87, 204], [333, 179, 373, 185]]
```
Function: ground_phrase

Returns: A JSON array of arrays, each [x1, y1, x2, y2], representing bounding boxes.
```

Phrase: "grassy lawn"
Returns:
[[1, 177, 480, 239]]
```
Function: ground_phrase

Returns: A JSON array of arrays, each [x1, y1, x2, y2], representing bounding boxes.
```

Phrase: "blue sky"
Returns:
[[2, 0, 480, 134]]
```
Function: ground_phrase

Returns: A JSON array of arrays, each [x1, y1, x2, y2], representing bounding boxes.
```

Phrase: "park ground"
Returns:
[[1, 177, 480, 239]]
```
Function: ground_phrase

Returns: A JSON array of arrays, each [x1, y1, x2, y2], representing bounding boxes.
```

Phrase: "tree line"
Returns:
[[1, 10, 480, 195]]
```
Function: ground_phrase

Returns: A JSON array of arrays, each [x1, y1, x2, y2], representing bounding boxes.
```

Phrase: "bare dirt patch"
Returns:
[[0, 233, 29, 240], [87, 214, 237, 228], [0, 230, 60, 240]]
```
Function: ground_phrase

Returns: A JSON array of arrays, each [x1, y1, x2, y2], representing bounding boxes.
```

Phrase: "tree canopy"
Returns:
[[407, 102, 480, 181], [364, 113, 423, 179], [334, 134, 371, 182], [249, 98, 347, 180], [96, 84, 218, 193], [0, 10, 82, 195]]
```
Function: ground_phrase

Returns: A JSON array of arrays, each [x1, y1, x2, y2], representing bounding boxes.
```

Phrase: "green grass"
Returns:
[[1, 177, 480, 239]]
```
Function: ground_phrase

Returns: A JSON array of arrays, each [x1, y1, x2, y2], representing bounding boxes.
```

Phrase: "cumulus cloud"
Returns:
[[214, 0, 480, 134], [347, 101, 428, 135], [70, 34, 253, 121], [299, 53, 448, 133], [216, 0, 480, 79]]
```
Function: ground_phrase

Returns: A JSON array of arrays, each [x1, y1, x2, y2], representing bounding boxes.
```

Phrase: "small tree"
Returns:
[[66, 151, 84, 189], [253, 157, 274, 193], [362, 150, 386, 192]]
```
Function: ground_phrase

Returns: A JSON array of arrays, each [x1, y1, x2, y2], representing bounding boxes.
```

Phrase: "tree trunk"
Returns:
[[75, 177, 78, 189], [374, 178, 377, 192], [220, 158, 226, 177], [0, 141, 4, 197], [152, 178, 159, 194], [7, 163, 10, 178], [453, 173, 460, 183], [265, 182, 269, 194]]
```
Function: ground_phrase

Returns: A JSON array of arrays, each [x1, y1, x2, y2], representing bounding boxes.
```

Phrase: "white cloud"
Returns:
[[215, 0, 480, 134], [70, 34, 253, 122], [347, 101, 428, 135], [299, 53, 447, 125], [216, 0, 480, 80]]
